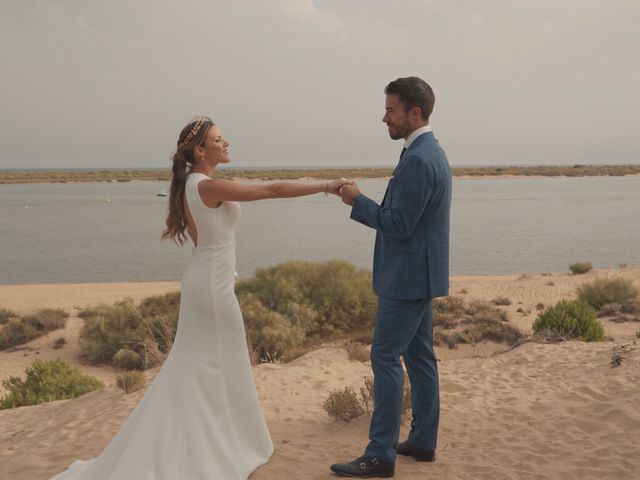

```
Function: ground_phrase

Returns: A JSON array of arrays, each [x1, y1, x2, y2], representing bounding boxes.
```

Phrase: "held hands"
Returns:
[[326, 178, 351, 196], [339, 180, 361, 206], [325, 178, 361, 205]]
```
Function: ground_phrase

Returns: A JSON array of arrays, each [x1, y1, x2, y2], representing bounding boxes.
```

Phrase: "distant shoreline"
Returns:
[[2, 165, 640, 184]]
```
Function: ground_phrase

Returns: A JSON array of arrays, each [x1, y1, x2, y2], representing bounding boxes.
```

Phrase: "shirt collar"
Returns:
[[403, 125, 432, 150]]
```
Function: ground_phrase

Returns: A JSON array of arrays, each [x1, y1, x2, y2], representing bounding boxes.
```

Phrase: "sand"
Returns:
[[1, 267, 639, 480]]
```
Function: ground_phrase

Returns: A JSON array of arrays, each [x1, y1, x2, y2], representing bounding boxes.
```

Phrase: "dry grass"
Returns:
[[492, 296, 512, 306], [0, 308, 68, 351], [432, 297, 521, 349], [115, 370, 146, 394], [4, 164, 640, 184], [323, 387, 365, 423], [0, 308, 18, 325], [326, 374, 412, 423], [344, 341, 370, 362]]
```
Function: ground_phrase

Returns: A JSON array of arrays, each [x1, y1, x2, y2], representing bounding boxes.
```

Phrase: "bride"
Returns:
[[50, 116, 348, 480]]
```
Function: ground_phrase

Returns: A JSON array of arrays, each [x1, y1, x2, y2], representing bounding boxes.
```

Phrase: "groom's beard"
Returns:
[[386, 120, 412, 140]]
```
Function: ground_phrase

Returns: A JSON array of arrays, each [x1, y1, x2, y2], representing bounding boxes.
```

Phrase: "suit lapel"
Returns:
[[381, 147, 407, 205]]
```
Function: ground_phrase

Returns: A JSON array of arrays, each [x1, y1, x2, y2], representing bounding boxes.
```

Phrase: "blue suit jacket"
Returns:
[[351, 131, 451, 300]]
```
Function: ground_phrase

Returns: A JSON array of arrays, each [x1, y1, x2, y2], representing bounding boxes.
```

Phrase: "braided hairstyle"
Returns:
[[161, 116, 213, 245]]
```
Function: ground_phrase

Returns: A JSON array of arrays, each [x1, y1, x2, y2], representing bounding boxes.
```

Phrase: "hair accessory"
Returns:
[[178, 117, 207, 148]]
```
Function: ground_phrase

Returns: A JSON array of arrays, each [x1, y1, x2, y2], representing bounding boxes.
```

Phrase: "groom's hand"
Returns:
[[327, 178, 350, 196], [339, 181, 361, 206]]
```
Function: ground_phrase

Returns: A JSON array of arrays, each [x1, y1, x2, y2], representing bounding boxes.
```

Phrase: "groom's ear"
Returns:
[[409, 106, 423, 121]]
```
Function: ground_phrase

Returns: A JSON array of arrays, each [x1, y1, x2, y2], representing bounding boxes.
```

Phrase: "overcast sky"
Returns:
[[1, 1, 639, 169]]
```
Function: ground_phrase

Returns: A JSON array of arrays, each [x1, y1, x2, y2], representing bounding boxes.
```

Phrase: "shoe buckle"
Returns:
[[360, 462, 367, 470], [371, 458, 380, 466]]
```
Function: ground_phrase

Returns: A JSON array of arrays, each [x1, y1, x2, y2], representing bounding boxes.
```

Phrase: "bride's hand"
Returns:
[[327, 178, 351, 196]]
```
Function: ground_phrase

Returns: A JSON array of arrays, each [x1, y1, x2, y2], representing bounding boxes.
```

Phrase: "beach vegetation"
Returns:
[[112, 348, 144, 370], [79, 293, 179, 369], [0, 308, 18, 324], [532, 300, 604, 342], [239, 294, 306, 363], [0, 359, 103, 409], [492, 296, 512, 306], [597, 301, 640, 323], [237, 261, 376, 362], [569, 262, 593, 274], [77, 261, 375, 367], [323, 387, 365, 423], [325, 374, 411, 423], [344, 341, 370, 362], [4, 164, 640, 185], [432, 297, 522, 349], [116, 370, 146, 394], [577, 277, 639, 309], [79, 299, 147, 364], [0, 308, 68, 350]]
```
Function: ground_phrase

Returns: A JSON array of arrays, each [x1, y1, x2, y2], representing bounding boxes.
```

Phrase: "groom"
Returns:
[[331, 77, 452, 478]]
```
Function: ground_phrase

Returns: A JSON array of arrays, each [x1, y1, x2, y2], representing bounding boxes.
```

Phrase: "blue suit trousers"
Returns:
[[364, 297, 440, 462]]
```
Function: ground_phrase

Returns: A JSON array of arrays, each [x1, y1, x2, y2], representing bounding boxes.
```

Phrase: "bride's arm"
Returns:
[[198, 178, 349, 205]]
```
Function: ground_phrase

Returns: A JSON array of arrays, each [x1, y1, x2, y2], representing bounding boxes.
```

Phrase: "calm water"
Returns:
[[1, 176, 639, 284]]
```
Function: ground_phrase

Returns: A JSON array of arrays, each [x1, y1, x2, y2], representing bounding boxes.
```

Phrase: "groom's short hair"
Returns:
[[385, 77, 435, 121]]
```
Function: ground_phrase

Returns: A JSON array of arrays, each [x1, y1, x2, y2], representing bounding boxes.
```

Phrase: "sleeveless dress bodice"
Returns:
[[185, 173, 240, 248]]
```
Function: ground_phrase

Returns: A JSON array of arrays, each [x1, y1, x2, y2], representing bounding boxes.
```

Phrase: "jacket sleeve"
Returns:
[[350, 154, 434, 239]]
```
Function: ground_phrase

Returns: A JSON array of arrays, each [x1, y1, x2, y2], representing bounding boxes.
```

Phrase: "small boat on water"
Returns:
[[157, 190, 168, 197]]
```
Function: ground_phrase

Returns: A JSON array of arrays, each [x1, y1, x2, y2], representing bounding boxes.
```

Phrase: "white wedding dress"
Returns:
[[50, 172, 273, 479]]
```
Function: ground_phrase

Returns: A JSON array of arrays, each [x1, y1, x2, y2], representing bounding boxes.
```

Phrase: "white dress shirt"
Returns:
[[404, 125, 432, 150]]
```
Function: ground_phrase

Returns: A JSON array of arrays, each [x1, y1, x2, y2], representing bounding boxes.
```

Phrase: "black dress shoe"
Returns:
[[330, 455, 395, 478], [395, 440, 436, 462]]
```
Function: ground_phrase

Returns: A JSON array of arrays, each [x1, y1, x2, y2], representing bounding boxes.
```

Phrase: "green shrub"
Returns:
[[116, 370, 146, 394], [0, 320, 39, 350], [79, 299, 147, 364], [112, 348, 144, 370], [236, 260, 376, 335], [22, 308, 68, 331], [239, 294, 305, 362], [79, 293, 181, 369], [0, 308, 18, 325], [0, 308, 68, 350], [236, 261, 376, 361], [569, 262, 592, 274], [577, 278, 639, 309], [0, 359, 103, 409], [532, 300, 604, 341], [137, 292, 181, 319]]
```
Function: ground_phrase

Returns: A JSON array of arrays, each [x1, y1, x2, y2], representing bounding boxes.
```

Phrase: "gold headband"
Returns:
[[178, 117, 208, 149]]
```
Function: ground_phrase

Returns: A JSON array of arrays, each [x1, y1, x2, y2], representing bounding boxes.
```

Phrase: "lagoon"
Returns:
[[1, 176, 639, 284]]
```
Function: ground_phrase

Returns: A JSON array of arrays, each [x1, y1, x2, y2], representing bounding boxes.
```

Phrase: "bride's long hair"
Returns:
[[161, 116, 213, 245]]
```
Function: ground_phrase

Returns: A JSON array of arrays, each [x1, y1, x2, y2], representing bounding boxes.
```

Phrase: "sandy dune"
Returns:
[[1, 268, 639, 479]]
